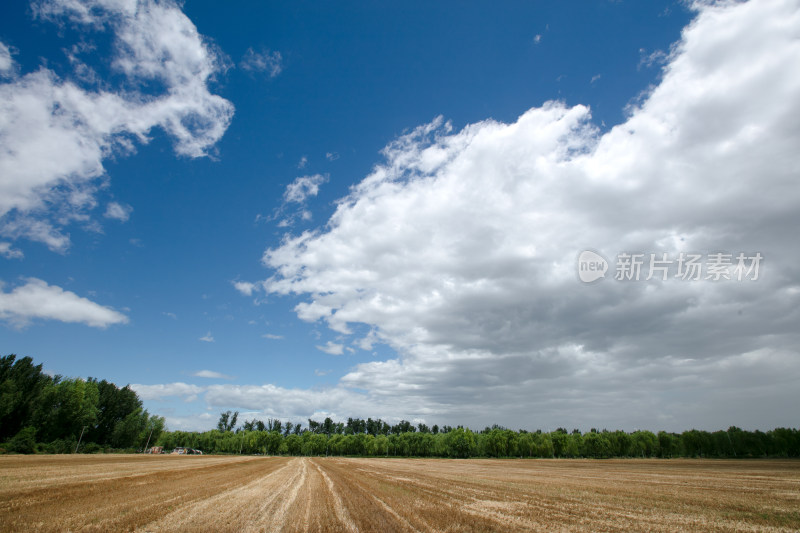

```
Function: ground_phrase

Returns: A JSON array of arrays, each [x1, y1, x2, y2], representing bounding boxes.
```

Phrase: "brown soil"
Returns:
[[1, 455, 798, 532]]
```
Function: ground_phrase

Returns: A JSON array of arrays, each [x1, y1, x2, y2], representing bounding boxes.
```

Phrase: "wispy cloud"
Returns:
[[284, 174, 328, 204], [0, 242, 23, 259], [199, 332, 215, 343], [240, 47, 283, 77], [262, 333, 284, 340], [0, 42, 12, 74], [103, 202, 132, 222], [131, 382, 205, 401], [316, 341, 344, 356], [259, 174, 330, 228], [191, 370, 234, 380]]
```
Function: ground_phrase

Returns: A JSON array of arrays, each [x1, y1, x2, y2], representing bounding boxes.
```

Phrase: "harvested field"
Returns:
[[1, 456, 798, 532]]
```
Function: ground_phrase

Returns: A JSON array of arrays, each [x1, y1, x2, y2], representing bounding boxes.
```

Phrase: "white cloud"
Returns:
[[297, 155, 308, 169], [0, 0, 233, 250], [240, 47, 283, 77], [262, 333, 283, 340], [232, 280, 257, 296], [131, 382, 205, 401], [246, 0, 800, 431], [204, 383, 378, 421], [316, 341, 344, 355], [0, 42, 12, 74], [199, 332, 214, 343], [325, 151, 339, 161], [639, 48, 669, 69], [533, 34, 542, 44], [0, 242, 23, 259], [284, 174, 328, 204], [103, 202, 132, 222], [191, 370, 234, 380], [314, 369, 331, 376], [0, 277, 128, 328]]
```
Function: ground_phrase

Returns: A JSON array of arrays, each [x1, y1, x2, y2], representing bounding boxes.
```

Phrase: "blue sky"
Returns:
[[2, 0, 799, 432]]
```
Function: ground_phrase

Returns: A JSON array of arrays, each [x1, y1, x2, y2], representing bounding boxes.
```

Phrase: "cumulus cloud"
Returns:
[[199, 332, 214, 343], [0, 277, 128, 328], [103, 202, 132, 222], [236, 0, 800, 431], [191, 370, 234, 380], [240, 47, 283, 77], [0, 0, 233, 250]]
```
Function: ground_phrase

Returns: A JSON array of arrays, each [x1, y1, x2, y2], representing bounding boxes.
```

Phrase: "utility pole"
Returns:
[[143, 426, 154, 453], [75, 426, 87, 454], [726, 430, 737, 457]]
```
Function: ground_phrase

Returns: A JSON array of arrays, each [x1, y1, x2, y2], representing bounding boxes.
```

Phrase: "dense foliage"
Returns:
[[0, 354, 164, 453], [160, 414, 800, 459], [4, 354, 798, 458]]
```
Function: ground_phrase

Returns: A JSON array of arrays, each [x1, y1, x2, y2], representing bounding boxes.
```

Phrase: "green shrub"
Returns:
[[9, 427, 37, 454]]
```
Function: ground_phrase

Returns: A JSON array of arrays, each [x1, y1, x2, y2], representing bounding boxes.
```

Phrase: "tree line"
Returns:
[[157, 411, 800, 459], [0, 354, 165, 454], [3, 354, 798, 458]]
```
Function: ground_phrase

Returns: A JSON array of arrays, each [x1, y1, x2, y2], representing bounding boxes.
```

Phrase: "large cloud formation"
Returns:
[[0, 0, 233, 251], [231, 0, 800, 431]]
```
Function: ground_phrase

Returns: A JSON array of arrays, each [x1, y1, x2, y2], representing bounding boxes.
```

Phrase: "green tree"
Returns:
[[0, 355, 52, 442], [87, 379, 142, 446], [445, 427, 476, 458], [217, 411, 239, 432], [34, 377, 99, 444]]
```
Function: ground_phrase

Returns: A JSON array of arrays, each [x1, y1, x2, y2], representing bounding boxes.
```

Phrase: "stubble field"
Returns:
[[0, 455, 798, 532]]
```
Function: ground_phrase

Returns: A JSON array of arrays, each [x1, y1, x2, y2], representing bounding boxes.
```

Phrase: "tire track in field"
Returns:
[[318, 458, 447, 532], [310, 459, 358, 532], [1, 456, 275, 533], [329, 458, 577, 531], [280, 457, 344, 532], [136, 457, 294, 532], [261, 457, 307, 533]]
